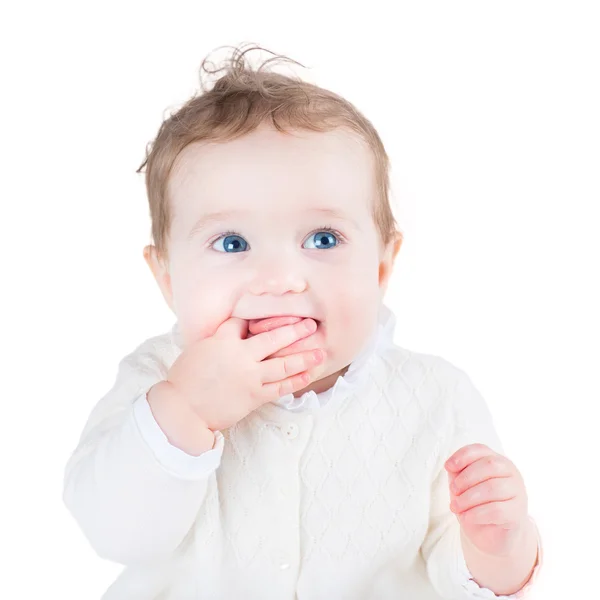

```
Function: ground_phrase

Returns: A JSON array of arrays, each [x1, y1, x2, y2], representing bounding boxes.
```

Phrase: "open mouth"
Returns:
[[247, 315, 320, 337]]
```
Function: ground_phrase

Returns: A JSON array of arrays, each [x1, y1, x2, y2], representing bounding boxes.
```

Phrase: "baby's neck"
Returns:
[[293, 364, 350, 397]]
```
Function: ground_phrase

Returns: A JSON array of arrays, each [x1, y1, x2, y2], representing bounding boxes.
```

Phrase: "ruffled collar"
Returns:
[[170, 302, 397, 413], [274, 302, 396, 412]]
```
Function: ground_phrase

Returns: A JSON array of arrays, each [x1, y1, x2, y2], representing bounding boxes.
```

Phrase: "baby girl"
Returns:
[[63, 45, 543, 600]]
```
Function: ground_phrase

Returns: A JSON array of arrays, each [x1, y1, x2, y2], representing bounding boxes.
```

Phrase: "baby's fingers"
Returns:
[[256, 352, 326, 403], [260, 349, 325, 384], [259, 373, 310, 403], [246, 318, 317, 361]]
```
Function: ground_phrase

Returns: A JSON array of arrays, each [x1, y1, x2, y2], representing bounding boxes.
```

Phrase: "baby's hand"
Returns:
[[445, 443, 530, 557], [157, 317, 325, 434]]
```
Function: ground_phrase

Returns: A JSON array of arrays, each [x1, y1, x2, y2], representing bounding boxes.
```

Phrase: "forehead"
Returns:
[[168, 126, 376, 227]]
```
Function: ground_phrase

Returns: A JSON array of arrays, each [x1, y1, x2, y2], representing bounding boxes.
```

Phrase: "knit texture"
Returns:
[[63, 305, 542, 600]]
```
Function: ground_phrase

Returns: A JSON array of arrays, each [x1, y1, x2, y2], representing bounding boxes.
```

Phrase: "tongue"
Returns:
[[247, 315, 304, 336]]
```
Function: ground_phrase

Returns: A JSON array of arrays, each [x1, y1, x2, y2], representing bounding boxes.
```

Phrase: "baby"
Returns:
[[63, 45, 543, 600]]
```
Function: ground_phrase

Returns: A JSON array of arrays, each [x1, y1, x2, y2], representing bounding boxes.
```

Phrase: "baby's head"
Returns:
[[141, 45, 403, 394]]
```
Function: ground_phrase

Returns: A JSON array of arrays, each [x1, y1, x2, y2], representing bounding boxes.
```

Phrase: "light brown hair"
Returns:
[[137, 44, 402, 261]]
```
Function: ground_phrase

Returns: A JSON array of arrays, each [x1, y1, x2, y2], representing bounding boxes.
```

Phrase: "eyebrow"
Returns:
[[187, 207, 361, 240], [187, 210, 247, 240]]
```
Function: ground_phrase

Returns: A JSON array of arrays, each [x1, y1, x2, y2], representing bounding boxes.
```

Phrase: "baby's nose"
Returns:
[[248, 273, 307, 296], [247, 260, 307, 296]]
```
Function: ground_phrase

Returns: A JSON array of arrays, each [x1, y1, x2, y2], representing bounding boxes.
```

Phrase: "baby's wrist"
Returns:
[[147, 381, 216, 456]]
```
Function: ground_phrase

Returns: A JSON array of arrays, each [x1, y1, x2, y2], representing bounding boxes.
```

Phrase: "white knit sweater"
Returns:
[[63, 304, 542, 600]]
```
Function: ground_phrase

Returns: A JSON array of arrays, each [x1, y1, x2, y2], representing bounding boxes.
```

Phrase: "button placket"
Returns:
[[268, 430, 302, 577], [282, 423, 299, 440]]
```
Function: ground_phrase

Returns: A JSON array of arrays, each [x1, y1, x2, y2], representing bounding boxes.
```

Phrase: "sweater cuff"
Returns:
[[132, 392, 224, 479], [458, 516, 543, 599]]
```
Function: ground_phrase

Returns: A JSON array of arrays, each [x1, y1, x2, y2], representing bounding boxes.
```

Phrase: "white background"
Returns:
[[2, 1, 598, 598]]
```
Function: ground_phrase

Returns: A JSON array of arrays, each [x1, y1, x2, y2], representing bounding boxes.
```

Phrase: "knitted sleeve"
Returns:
[[62, 334, 222, 565], [420, 362, 543, 599]]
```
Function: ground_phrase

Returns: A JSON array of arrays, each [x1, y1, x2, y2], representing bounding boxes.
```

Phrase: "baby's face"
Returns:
[[147, 125, 399, 393]]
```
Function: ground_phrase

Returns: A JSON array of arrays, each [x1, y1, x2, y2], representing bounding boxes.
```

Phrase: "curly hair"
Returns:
[[137, 43, 401, 261]]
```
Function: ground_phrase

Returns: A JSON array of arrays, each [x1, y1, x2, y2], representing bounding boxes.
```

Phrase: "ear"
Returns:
[[143, 245, 174, 311], [378, 232, 403, 297]]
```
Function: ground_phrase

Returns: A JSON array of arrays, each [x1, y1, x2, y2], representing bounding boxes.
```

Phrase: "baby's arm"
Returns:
[[420, 360, 542, 599], [62, 338, 223, 565]]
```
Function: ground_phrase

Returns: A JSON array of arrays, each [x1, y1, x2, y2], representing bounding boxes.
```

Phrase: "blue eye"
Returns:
[[303, 230, 339, 250], [212, 233, 248, 253], [210, 228, 341, 253]]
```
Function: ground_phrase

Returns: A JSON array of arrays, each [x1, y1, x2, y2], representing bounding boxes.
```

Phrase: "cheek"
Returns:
[[327, 259, 381, 312], [170, 268, 237, 345], [319, 263, 381, 352], [327, 292, 379, 348]]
